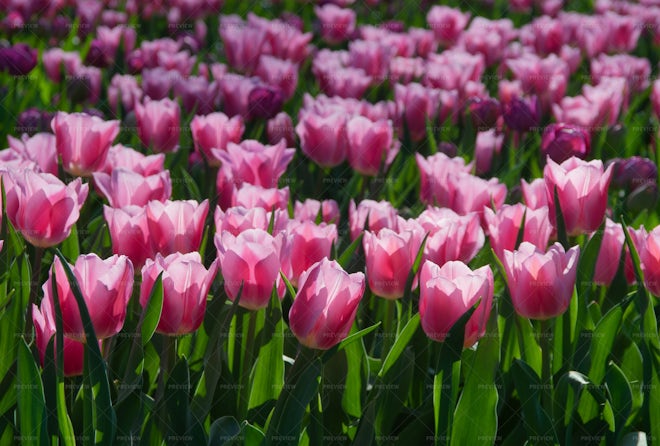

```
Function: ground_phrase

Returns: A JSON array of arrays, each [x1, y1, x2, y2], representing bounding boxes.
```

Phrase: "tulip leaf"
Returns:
[[280, 271, 296, 300], [16, 338, 48, 446], [0, 363, 16, 418], [378, 313, 419, 378], [577, 219, 605, 302], [515, 208, 527, 250], [178, 167, 202, 202], [333, 321, 381, 354], [337, 233, 363, 269], [248, 290, 284, 415], [511, 359, 557, 445], [208, 416, 241, 445], [141, 272, 164, 347], [605, 363, 633, 442], [450, 310, 500, 446], [53, 249, 116, 446], [166, 357, 191, 442], [425, 116, 438, 154], [60, 223, 80, 262]]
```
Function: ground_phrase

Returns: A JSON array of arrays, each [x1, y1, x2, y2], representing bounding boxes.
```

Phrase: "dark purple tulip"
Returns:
[[503, 96, 540, 133], [0, 43, 37, 76], [66, 74, 92, 104], [282, 13, 304, 32], [438, 142, 458, 158], [126, 52, 144, 74], [469, 97, 501, 131], [84, 39, 109, 68], [609, 156, 657, 192], [52, 16, 72, 40], [15, 108, 52, 135], [541, 123, 590, 163], [248, 85, 285, 120], [381, 21, 406, 33]]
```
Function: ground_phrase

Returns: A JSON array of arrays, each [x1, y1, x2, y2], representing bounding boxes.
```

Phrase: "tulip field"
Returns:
[[3, 0, 660, 445]]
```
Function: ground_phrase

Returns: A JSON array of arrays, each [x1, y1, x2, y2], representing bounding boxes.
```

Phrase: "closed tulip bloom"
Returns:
[[42, 254, 134, 341], [541, 123, 590, 163], [214, 140, 295, 189], [544, 157, 613, 236], [593, 218, 625, 286], [394, 83, 441, 142], [232, 184, 290, 211], [0, 43, 38, 75], [315, 4, 356, 45], [93, 169, 172, 208], [346, 116, 394, 176], [419, 260, 494, 348], [219, 15, 266, 73], [214, 206, 270, 236], [426, 6, 470, 46], [418, 208, 485, 266], [108, 74, 142, 113], [474, 130, 504, 175], [651, 79, 660, 120], [267, 112, 296, 147], [190, 112, 245, 166], [103, 205, 152, 270], [294, 199, 340, 224], [416, 152, 473, 206], [363, 229, 421, 299], [51, 112, 120, 176], [484, 204, 553, 262], [3, 169, 88, 247], [282, 221, 337, 286], [503, 242, 580, 320], [521, 178, 548, 210], [99, 144, 165, 176], [146, 200, 208, 255], [135, 98, 181, 153], [349, 199, 399, 240], [296, 111, 348, 168], [7, 133, 58, 175], [140, 252, 218, 335], [32, 300, 87, 377], [216, 229, 283, 310], [640, 227, 660, 296], [255, 55, 299, 100], [288, 258, 365, 350]]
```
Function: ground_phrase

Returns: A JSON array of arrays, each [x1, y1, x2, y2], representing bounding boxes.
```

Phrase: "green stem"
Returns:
[[381, 299, 396, 360], [539, 319, 553, 414], [156, 335, 176, 435], [25, 246, 44, 338], [238, 310, 258, 419]]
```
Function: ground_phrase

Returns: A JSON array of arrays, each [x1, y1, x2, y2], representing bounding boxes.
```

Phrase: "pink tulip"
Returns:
[[426, 6, 470, 46], [315, 4, 356, 45], [103, 205, 153, 270], [134, 98, 181, 153], [267, 112, 296, 147], [219, 15, 266, 73], [349, 199, 399, 240], [231, 184, 290, 212], [32, 300, 87, 377], [418, 207, 485, 266], [394, 83, 441, 142], [591, 53, 650, 94], [288, 258, 365, 350], [419, 260, 493, 348], [503, 242, 579, 320], [416, 152, 473, 206], [93, 169, 172, 208], [140, 252, 218, 335], [217, 73, 257, 119], [141, 67, 177, 100], [484, 204, 553, 262], [173, 75, 218, 115], [98, 144, 165, 176], [190, 112, 245, 167], [315, 66, 372, 99], [51, 112, 120, 176], [363, 228, 421, 299], [294, 199, 340, 225], [3, 169, 88, 247], [461, 17, 516, 66], [521, 16, 564, 55], [42, 254, 134, 341], [348, 40, 393, 82], [214, 206, 270, 236], [296, 111, 348, 168], [474, 130, 504, 175], [216, 229, 283, 310], [651, 79, 660, 120], [521, 178, 548, 210], [146, 200, 208, 255], [639, 226, 660, 296], [346, 116, 394, 176], [593, 218, 625, 286], [281, 220, 337, 285], [7, 133, 58, 175], [544, 157, 613, 236], [108, 74, 142, 112], [42, 49, 82, 83], [255, 55, 298, 100], [247, 13, 312, 63]]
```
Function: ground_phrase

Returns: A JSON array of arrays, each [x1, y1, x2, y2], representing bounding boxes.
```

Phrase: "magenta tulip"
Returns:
[[346, 116, 395, 176], [214, 206, 270, 236], [294, 199, 340, 225], [484, 204, 553, 262], [288, 258, 365, 350], [98, 144, 165, 176], [146, 199, 208, 255], [282, 220, 337, 286], [296, 111, 348, 168], [349, 199, 399, 240], [6, 133, 58, 175], [503, 242, 580, 320], [42, 254, 134, 341], [593, 218, 625, 286], [140, 252, 218, 335], [134, 98, 181, 153], [103, 205, 153, 270], [419, 260, 494, 348], [93, 169, 171, 208], [418, 208, 485, 266], [190, 112, 245, 166]]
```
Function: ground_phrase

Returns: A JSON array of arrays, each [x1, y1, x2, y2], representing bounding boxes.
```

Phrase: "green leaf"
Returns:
[[60, 224, 80, 262], [166, 357, 191, 443], [53, 249, 116, 446], [378, 314, 419, 378], [208, 417, 241, 446], [605, 363, 633, 442], [16, 338, 48, 446], [337, 233, 363, 269], [511, 359, 556, 444], [577, 219, 605, 301], [451, 310, 500, 446], [141, 272, 164, 346]]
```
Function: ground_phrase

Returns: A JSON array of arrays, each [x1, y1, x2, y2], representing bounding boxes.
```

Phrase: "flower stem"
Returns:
[[539, 318, 553, 413], [238, 310, 258, 419]]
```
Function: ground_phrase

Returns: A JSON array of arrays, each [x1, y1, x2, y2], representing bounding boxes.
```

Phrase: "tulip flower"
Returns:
[[282, 221, 337, 286], [3, 169, 88, 248], [216, 229, 283, 310], [484, 204, 553, 262], [418, 208, 485, 266], [288, 258, 365, 350], [593, 218, 625, 286], [346, 116, 395, 176], [296, 111, 348, 168], [190, 112, 245, 166], [32, 300, 86, 377], [0, 43, 37, 75], [541, 123, 590, 163], [363, 229, 421, 299], [294, 199, 340, 224], [219, 15, 266, 73], [6, 133, 58, 175], [51, 112, 120, 176], [134, 98, 181, 153], [42, 254, 134, 341], [214, 206, 270, 236], [99, 144, 165, 176], [521, 178, 548, 210], [315, 4, 356, 45], [426, 6, 470, 46], [639, 227, 660, 297], [140, 252, 218, 335], [503, 242, 580, 320], [146, 200, 208, 255], [349, 199, 399, 240], [267, 112, 296, 147], [103, 205, 153, 270], [419, 260, 494, 348], [93, 169, 172, 208], [544, 157, 613, 236], [232, 184, 290, 211]]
